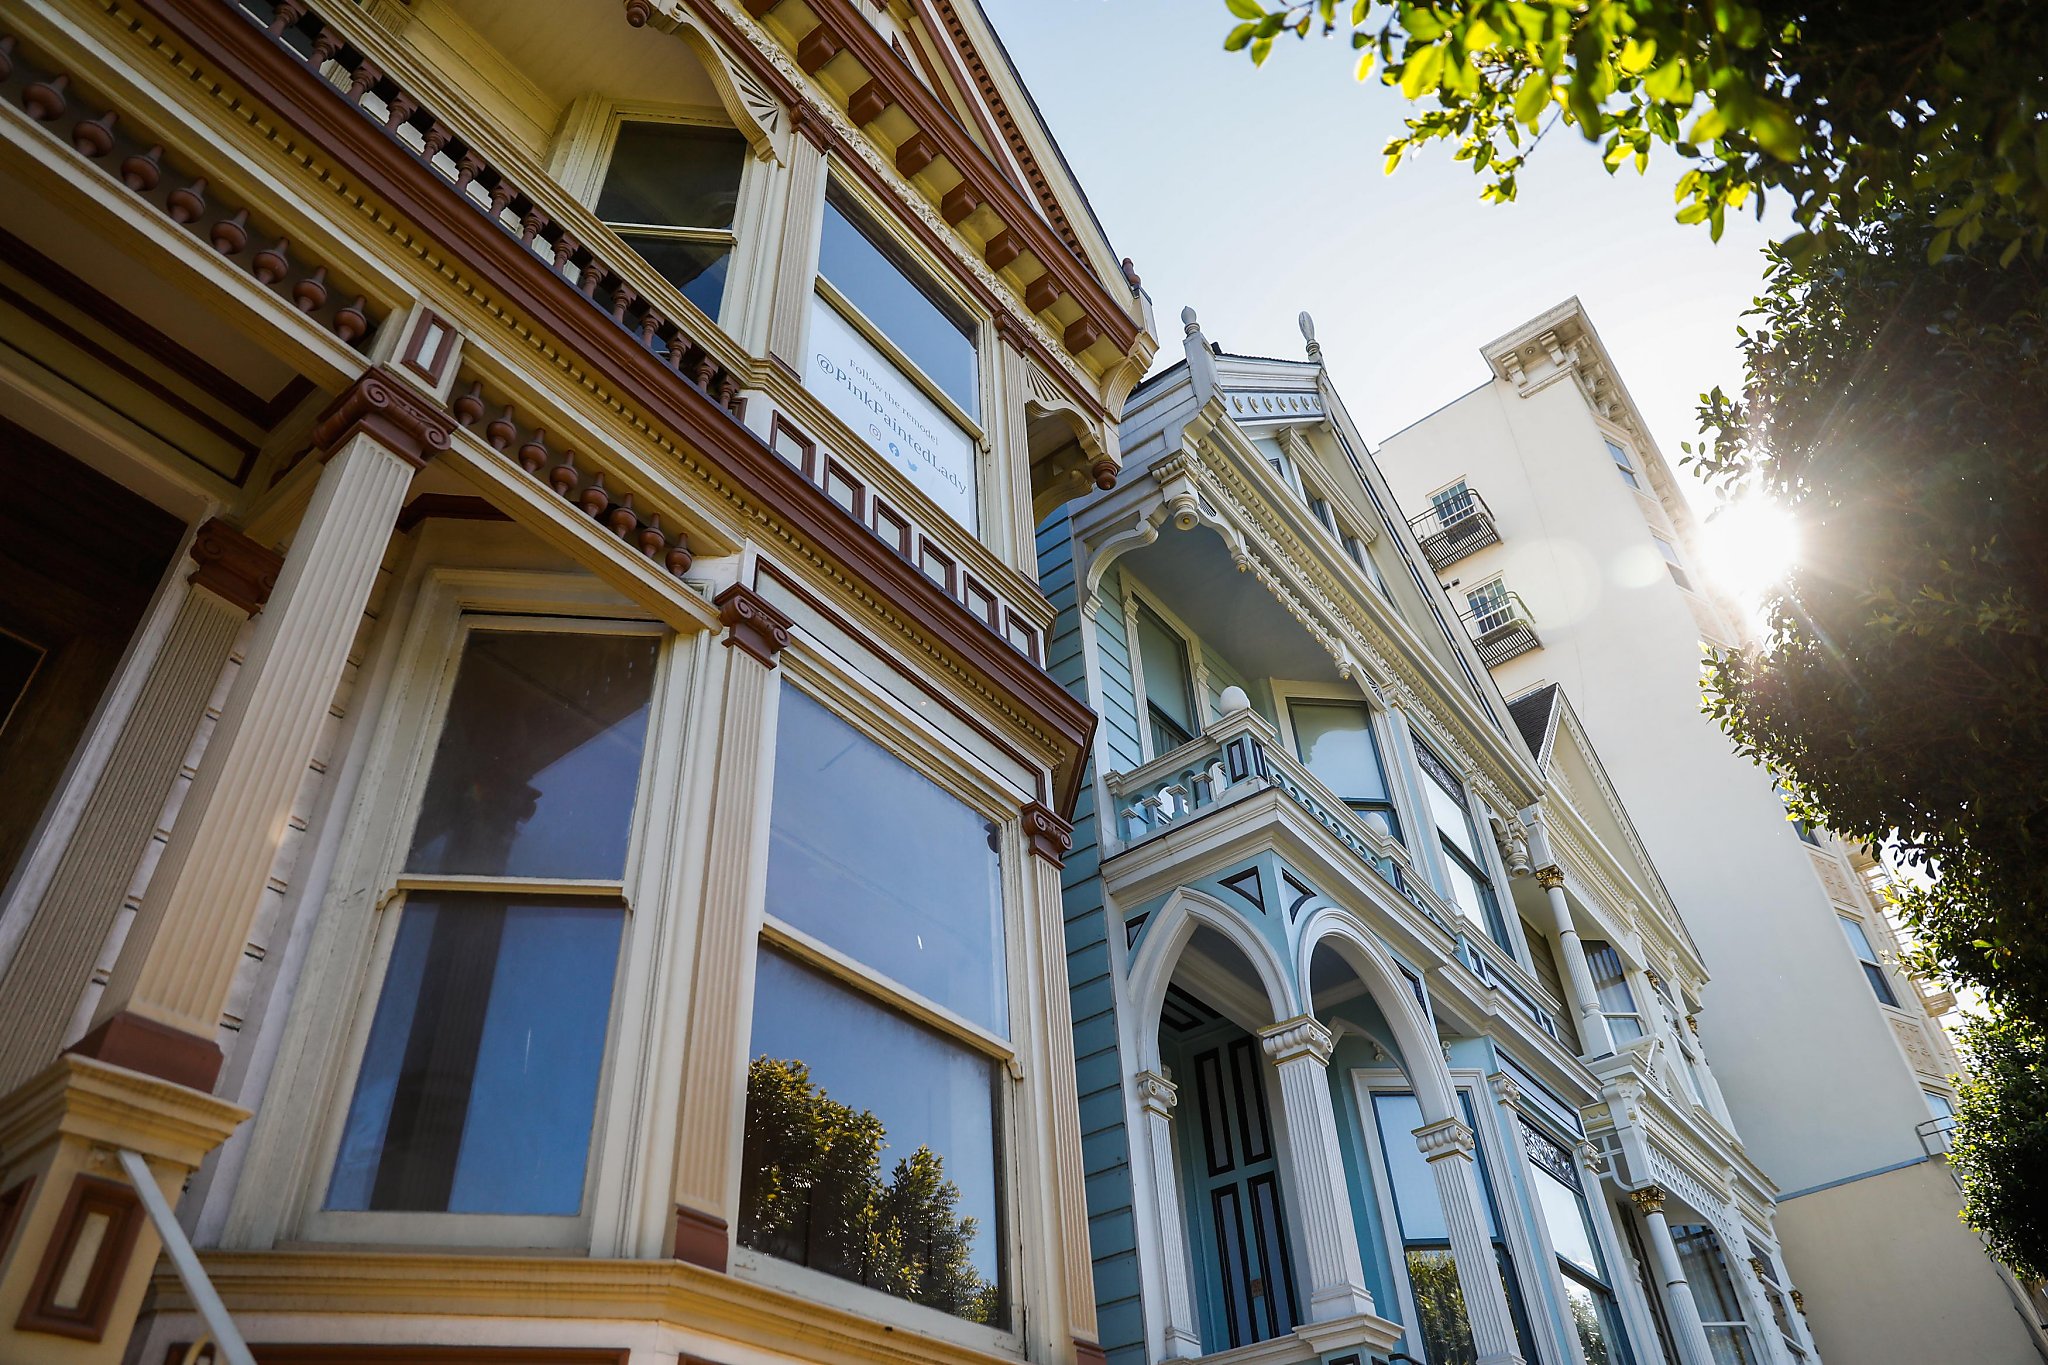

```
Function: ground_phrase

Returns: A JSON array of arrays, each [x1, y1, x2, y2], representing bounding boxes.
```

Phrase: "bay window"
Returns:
[[810, 188, 981, 531], [1414, 741, 1507, 947], [594, 119, 746, 320], [1523, 1120, 1635, 1365], [739, 687, 1010, 1327], [1288, 698, 1401, 842], [324, 622, 659, 1229], [1747, 1234, 1806, 1360], [1671, 1224, 1758, 1364], [1583, 942, 1645, 1044]]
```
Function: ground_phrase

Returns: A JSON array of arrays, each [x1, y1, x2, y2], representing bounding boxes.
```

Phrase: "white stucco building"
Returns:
[[1376, 298, 2048, 1364]]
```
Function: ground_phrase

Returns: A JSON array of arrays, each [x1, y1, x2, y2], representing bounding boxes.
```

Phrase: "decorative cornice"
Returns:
[[186, 517, 283, 616], [1534, 864, 1566, 891], [1259, 1015, 1335, 1067], [1628, 1184, 1668, 1216], [1021, 800, 1073, 867], [312, 365, 453, 468], [1414, 1117, 1476, 1163], [715, 583, 794, 668], [1134, 1069, 1178, 1118]]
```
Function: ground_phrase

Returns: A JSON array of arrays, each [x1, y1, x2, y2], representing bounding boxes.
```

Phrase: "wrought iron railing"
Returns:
[[1408, 490, 1502, 570], [1459, 590, 1541, 666]]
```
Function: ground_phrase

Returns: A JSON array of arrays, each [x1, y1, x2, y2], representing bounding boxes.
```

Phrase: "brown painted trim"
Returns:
[[136, 0, 1094, 815], [671, 1204, 729, 1272], [792, 0, 1139, 354], [397, 308, 457, 387], [256, 373, 319, 428], [752, 558, 1052, 806], [17, 1174, 145, 1341], [1021, 800, 1072, 868], [395, 492, 512, 533], [187, 516, 284, 615], [674, 0, 1109, 421], [715, 582, 793, 668], [0, 225, 272, 425], [167, 1348, 629, 1364], [0, 1177, 31, 1262], [1073, 1340, 1109, 1365], [312, 365, 453, 467], [66, 1009, 224, 1091]]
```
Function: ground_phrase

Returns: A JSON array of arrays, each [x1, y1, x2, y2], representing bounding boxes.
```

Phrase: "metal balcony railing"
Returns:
[[1408, 491, 1502, 570], [1917, 1113, 1957, 1159], [1459, 591, 1542, 666]]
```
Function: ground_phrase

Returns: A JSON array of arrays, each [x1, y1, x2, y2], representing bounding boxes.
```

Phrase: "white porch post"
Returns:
[[74, 371, 442, 1091], [1629, 1186, 1719, 1365], [1415, 1117, 1526, 1365], [1135, 1069, 1204, 1359], [1535, 864, 1616, 1056], [1260, 1016, 1376, 1324]]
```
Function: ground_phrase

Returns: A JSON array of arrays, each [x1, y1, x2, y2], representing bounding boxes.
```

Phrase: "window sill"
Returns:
[[162, 1249, 1031, 1365]]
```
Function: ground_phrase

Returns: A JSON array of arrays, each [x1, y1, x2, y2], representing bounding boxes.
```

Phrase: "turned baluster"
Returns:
[[22, 74, 69, 123], [577, 473, 610, 520], [210, 209, 249, 256], [167, 176, 206, 224], [253, 238, 291, 286], [517, 429, 550, 474], [548, 451, 581, 498], [292, 266, 328, 313], [121, 145, 162, 191], [452, 381, 485, 427], [606, 494, 638, 540], [333, 297, 369, 343], [484, 405, 517, 450], [72, 111, 116, 158]]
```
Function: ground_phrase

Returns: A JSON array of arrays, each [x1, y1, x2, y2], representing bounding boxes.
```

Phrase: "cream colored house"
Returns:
[[0, 1, 1153, 1362], [1036, 308, 1815, 1365], [1376, 298, 2048, 1364]]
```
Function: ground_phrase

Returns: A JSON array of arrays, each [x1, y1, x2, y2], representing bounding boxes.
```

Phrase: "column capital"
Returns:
[[313, 365, 454, 468], [714, 583, 794, 667], [1021, 801, 1074, 867], [1629, 1184, 1669, 1216], [1414, 1116, 1476, 1163], [1487, 1069, 1523, 1109], [187, 518, 283, 616], [1534, 864, 1566, 890], [1134, 1069, 1178, 1118], [1260, 1014, 1334, 1066], [1790, 1288, 1806, 1314]]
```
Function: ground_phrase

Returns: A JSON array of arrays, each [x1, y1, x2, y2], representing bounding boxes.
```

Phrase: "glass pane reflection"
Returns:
[[740, 949, 1003, 1325], [327, 897, 623, 1215], [766, 688, 1006, 1034], [406, 630, 657, 880]]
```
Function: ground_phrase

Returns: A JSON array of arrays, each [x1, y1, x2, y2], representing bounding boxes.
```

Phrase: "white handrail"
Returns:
[[116, 1148, 257, 1365]]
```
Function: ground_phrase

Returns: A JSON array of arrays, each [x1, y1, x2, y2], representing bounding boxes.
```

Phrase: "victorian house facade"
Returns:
[[1377, 300, 2048, 1364], [0, 1, 1155, 1363], [1036, 311, 1815, 1365]]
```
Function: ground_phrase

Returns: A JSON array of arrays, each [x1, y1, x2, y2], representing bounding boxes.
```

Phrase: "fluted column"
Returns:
[[1135, 1069, 1204, 1359], [1022, 805, 1104, 1363], [1535, 864, 1616, 1056], [72, 370, 444, 1091], [669, 583, 792, 1271], [0, 522, 280, 1095], [1260, 1015, 1376, 1323], [1416, 1117, 1526, 1365], [1629, 1186, 1717, 1365], [765, 111, 828, 374]]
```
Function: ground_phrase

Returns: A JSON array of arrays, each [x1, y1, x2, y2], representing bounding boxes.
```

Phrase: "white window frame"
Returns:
[[726, 646, 1035, 1356], [1124, 576, 1212, 763], [1272, 679, 1411, 856], [1602, 434, 1644, 492], [1838, 912, 1903, 1008], [288, 570, 691, 1252], [1402, 715, 1523, 961], [556, 100, 762, 326]]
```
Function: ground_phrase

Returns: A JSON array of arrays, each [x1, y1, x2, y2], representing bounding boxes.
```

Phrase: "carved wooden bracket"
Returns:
[[313, 365, 455, 468], [1022, 800, 1073, 867], [187, 517, 284, 616], [715, 583, 793, 668]]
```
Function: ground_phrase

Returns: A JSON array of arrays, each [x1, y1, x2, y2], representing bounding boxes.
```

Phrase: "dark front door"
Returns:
[[1166, 1004, 1300, 1350]]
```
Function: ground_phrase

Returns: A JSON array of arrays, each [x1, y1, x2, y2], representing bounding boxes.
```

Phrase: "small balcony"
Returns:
[[1460, 591, 1542, 667], [1409, 490, 1503, 570]]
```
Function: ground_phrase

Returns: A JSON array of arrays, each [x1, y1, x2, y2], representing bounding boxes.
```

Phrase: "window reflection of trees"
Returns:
[[739, 1056, 999, 1324]]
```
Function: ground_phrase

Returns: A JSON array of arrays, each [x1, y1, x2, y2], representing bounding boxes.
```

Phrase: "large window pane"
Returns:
[[1407, 1247, 1477, 1365], [1673, 1224, 1757, 1365], [595, 121, 744, 230], [612, 232, 729, 318], [767, 688, 1005, 1035], [1584, 941, 1646, 1043], [819, 194, 977, 417], [406, 630, 657, 880], [1134, 603, 1196, 753], [1563, 1276, 1632, 1365], [741, 948, 1003, 1325], [1532, 1164, 1602, 1279], [1290, 699, 1400, 841], [328, 897, 624, 1215], [1373, 1092, 1452, 1242]]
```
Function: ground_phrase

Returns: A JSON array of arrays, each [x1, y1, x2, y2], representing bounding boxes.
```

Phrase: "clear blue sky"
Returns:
[[980, 0, 1793, 504]]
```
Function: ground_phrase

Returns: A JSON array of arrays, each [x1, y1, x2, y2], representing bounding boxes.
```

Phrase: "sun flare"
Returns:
[[1699, 497, 1802, 605]]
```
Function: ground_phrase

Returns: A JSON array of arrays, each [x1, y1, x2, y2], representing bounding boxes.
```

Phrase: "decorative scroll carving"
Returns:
[[187, 518, 283, 615], [715, 582, 793, 667], [312, 366, 453, 467]]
